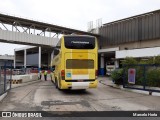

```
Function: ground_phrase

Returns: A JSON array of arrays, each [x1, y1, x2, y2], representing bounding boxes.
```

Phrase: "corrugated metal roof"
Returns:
[[103, 9, 160, 26]]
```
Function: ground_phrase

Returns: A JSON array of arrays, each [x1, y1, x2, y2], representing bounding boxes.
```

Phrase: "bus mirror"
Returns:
[[52, 66, 55, 71], [54, 48, 60, 55], [56, 45, 60, 49]]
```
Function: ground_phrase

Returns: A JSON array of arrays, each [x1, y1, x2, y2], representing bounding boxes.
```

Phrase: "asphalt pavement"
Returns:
[[0, 77, 160, 119]]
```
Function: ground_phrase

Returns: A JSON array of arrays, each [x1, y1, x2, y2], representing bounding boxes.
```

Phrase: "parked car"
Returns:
[[106, 65, 115, 76]]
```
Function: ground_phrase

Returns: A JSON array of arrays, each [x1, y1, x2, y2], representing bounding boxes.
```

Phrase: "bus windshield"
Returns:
[[64, 36, 95, 49]]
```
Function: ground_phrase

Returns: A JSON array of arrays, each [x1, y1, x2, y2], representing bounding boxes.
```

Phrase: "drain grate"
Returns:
[[41, 100, 90, 108]]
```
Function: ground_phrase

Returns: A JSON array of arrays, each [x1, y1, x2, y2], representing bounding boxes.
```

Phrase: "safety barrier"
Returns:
[[123, 64, 160, 93], [0, 61, 12, 96]]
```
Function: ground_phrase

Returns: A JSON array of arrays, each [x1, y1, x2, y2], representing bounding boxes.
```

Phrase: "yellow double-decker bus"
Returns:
[[51, 35, 98, 90]]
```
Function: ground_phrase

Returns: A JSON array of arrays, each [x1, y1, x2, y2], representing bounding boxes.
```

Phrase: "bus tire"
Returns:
[[52, 77, 56, 84], [58, 82, 61, 90], [55, 78, 58, 89]]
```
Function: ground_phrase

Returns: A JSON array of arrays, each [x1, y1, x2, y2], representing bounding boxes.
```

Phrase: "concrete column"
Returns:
[[12, 25, 14, 31], [0, 66, 1, 82], [49, 32, 51, 37], [24, 49, 27, 68], [115, 60, 119, 69], [38, 47, 41, 71], [34, 26, 35, 35], [51, 51, 54, 68], [14, 50, 16, 69], [100, 53, 105, 76]]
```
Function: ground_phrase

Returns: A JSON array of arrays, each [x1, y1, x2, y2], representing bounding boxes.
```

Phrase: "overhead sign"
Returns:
[[71, 41, 89, 44], [64, 36, 95, 49], [128, 68, 136, 84]]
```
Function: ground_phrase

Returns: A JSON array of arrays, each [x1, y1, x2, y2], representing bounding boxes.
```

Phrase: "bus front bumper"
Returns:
[[60, 79, 98, 90]]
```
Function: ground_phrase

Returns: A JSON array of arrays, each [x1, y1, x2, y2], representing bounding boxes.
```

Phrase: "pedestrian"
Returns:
[[44, 70, 48, 81], [39, 70, 42, 80]]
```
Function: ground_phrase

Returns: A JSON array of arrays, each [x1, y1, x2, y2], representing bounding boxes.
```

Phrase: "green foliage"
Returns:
[[111, 69, 123, 85], [144, 56, 160, 64], [147, 58, 154, 64], [154, 56, 160, 64], [135, 67, 144, 85], [146, 68, 160, 87], [139, 60, 149, 64], [111, 56, 160, 86], [122, 57, 138, 65]]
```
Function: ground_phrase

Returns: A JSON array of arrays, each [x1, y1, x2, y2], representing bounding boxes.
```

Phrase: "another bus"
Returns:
[[51, 35, 98, 90]]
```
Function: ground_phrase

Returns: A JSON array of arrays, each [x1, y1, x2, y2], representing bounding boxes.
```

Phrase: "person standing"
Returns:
[[44, 70, 48, 81]]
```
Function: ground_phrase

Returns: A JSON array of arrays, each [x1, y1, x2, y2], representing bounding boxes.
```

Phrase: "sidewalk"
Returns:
[[98, 76, 118, 87], [11, 79, 42, 89], [0, 78, 49, 101], [98, 76, 160, 97], [0, 92, 7, 102], [11, 74, 53, 89]]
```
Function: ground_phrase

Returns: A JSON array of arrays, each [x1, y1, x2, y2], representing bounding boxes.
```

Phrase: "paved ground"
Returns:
[[0, 77, 160, 119]]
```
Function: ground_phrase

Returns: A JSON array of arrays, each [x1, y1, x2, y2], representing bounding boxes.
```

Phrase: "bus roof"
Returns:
[[63, 34, 96, 38]]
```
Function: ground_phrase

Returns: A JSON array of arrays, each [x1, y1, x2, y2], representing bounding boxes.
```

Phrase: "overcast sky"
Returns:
[[0, 0, 160, 55]]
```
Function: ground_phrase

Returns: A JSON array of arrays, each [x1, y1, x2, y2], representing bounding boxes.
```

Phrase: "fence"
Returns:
[[123, 64, 160, 93], [0, 61, 12, 96]]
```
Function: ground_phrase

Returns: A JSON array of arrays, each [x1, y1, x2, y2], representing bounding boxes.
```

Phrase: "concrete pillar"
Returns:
[[49, 32, 51, 37], [34, 26, 35, 35], [24, 49, 27, 68], [0, 66, 1, 82], [100, 53, 105, 76], [38, 47, 41, 71], [12, 25, 14, 31], [51, 51, 54, 68], [115, 60, 119, 69], [14, 50, 16, 69]]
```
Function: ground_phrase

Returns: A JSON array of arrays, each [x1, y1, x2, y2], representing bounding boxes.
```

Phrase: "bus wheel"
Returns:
[[58, 83, 62, 91]]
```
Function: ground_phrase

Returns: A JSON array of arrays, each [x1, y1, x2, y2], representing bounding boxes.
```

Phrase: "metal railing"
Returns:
[[0, 61, 12, 96], [123, 64, 160, 93]]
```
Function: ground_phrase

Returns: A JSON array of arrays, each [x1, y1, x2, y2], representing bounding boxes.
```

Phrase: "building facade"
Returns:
[[14, 46, 54, 71], [98, 10, 160, 75], [0, 54, 14, 66], [14, 9, 160, 76]]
